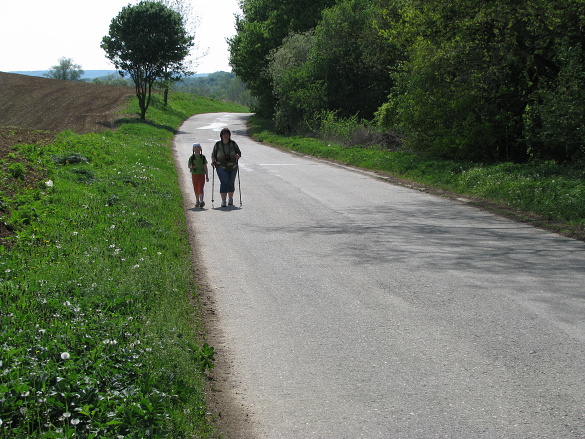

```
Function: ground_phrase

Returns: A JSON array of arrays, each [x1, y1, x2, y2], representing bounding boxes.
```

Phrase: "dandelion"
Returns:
[[45, 180, 53, 188], [61, 352, 70, 360]]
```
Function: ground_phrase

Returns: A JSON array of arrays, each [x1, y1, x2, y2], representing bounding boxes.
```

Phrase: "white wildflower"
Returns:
[[45, 180, 53, 188], [60, 352, 70, 360]]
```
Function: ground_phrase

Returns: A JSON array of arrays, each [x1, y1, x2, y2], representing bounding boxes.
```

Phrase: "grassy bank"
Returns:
[[0, 94, 247, 438], [249, 117, 585, 241]]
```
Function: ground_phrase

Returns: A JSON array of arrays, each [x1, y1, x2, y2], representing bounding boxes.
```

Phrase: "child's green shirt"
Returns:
[[188, 154, 208, 174]]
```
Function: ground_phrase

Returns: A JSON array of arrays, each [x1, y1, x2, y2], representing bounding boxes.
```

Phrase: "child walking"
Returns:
[[188, 143, 209, 208]]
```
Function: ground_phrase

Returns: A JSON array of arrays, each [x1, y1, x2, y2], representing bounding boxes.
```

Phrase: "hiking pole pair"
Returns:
[[211, 164, 241, 208]]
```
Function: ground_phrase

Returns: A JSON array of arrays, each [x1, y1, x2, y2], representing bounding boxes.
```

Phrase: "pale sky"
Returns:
[[0, 0, 241, 74]]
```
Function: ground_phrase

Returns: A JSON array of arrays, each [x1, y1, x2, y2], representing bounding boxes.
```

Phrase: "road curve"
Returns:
[[173, 113, 585, 438]]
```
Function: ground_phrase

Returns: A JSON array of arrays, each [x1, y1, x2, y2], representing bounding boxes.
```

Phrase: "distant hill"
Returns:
[[7, 70, 212, 80]]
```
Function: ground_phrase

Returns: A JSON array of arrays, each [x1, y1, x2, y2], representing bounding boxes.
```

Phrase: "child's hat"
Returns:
[[192, 143, 201, 147]]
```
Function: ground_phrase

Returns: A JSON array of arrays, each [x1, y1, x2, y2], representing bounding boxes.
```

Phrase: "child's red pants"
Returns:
[[192, 174, 206, 195]]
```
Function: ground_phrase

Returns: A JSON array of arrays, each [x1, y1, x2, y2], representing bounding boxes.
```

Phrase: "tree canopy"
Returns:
[[101, 1, 194, 119], [229, 0, 585, 163]]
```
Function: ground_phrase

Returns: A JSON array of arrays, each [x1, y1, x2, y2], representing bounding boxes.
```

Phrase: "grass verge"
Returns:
[[249, 116, 585, 241], [0, 93, 248, 438]]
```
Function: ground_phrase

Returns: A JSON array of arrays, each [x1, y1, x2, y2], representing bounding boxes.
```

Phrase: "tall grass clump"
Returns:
[[306, 110, 403, 150], [0, 93, 248, 438]]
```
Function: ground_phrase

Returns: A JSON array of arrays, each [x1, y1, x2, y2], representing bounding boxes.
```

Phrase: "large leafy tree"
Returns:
[[101, 1, 194, 119], [308, 0, 398, 119], [44, 57, 84, 81], [267, 0, 399, 132], [228, 0, 336, 116]]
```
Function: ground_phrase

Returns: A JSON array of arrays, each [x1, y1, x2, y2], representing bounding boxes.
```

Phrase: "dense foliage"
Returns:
[[230, 0, 585, 163], [228, 0, 337, 116]]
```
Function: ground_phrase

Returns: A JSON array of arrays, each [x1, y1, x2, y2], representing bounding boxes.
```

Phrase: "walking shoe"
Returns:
[[199, 201, 205, 208], [195, 200, 200, 208], [221, 200, 227, 207], [228, 198, 234, 206]]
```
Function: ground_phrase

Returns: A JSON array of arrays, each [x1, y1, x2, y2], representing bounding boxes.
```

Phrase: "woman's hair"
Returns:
[[220, 128, 231, 139]]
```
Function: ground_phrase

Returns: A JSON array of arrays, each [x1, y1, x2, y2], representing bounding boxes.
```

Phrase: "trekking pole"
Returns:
[[211, 167, 215, 207], [237, 163, 242, 207]]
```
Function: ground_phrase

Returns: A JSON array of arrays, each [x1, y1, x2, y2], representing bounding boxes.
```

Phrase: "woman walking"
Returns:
[[211, 128, 241, 207]]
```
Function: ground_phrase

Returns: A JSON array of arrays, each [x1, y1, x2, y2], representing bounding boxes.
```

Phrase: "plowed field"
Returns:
[[0, 72, 135, 134]]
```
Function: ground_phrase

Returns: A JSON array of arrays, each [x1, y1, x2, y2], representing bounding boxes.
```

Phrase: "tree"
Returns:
[[101, 1, 194, 119], [308, 0, 398, 119], [266, 0, 399, 133], [228, 0, 337, 116], [44, 57, 84, 81]]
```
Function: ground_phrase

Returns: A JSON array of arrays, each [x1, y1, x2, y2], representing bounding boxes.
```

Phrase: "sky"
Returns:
[[0, 0, 241, 74]]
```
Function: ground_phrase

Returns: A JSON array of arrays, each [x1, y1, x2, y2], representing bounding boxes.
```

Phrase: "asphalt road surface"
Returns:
[[173, 113, 585, 438]]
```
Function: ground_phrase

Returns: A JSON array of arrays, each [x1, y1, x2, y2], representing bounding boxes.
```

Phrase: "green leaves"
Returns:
[[101, 1, 194, 119], [377, 0, 585, 162]]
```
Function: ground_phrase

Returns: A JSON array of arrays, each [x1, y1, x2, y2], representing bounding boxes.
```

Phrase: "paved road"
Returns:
[[173, 113, 585, 438]]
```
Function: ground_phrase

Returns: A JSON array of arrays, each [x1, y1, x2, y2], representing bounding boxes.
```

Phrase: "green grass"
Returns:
[[0, 93, 248, 438], [250, 116, 585, 238]]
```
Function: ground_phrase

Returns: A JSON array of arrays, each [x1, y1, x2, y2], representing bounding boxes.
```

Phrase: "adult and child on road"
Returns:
[[188, 127, 242, 209]]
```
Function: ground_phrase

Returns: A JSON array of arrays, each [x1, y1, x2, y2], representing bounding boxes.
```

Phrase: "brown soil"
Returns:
[[0, 72, 135, 133]]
